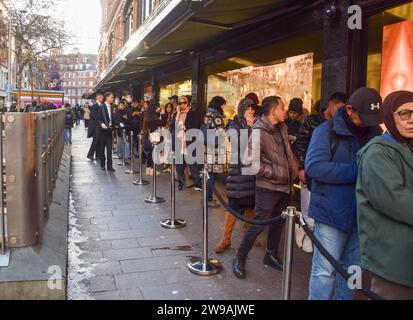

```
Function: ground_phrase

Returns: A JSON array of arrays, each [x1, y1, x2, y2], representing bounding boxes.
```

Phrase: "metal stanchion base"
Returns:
[[125, 170, 139, 175], [0, 249, 10, 267], [118, 163, 126, 166], [133, 180, 149, 186], [144, 196, 165, 204], [188, 257, 223, 276], [160, 218, 187, 229]]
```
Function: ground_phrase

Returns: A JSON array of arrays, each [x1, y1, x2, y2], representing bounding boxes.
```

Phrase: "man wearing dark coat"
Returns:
[[87, 93, 104, 161]]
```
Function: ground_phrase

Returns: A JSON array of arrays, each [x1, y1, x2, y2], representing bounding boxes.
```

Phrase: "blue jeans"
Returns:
[[207, 172, 218, 201], [117, 134, 130, 159], [309, 222, 361, 300], [65, 128, 72, 143]]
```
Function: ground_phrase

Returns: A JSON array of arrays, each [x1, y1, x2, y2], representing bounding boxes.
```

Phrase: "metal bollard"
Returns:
[[144, 143, 165, 204], [118, 128, 127, 167], [125, 131, 138, 175], [160, 153, 186, 229], [281, 206, 299, 300], [133, 134, 149, 186], [188, 166, 223, 276]]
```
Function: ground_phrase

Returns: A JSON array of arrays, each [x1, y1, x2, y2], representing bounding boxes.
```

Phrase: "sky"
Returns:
[[55, 0, 102, 54]]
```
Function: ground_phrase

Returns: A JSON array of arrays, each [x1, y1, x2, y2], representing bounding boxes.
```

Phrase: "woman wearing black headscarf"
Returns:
[[356, 90, 413, 300]]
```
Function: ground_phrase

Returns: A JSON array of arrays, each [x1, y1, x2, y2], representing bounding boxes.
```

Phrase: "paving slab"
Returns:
[[68, 124, 312, 300]]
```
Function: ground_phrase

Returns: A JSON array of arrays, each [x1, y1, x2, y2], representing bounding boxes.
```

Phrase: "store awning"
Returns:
[[94, 0, 312, 93]]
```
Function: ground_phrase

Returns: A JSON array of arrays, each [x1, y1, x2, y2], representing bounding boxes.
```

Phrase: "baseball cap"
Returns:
[[348, 87, 383, 126]]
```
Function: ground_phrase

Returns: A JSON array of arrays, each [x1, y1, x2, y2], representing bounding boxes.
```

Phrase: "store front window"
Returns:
[[159, 80, 192, 106], [367, 2, 413, 99], [207, 53, 314, 120]]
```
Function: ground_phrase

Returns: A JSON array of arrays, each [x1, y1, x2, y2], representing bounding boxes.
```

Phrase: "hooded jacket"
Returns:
[[305, 107, 381, 233], [357, 134, 413, 287], [251, 116, 298, 194]]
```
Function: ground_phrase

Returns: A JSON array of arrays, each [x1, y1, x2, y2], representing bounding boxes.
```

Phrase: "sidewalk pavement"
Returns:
[[68, 123, 312, 300]]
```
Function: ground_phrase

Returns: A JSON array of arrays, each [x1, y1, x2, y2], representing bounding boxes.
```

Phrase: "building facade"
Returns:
[[61, 53, 98, 106], [94, 0, 413, 125], [98, 0, 162, 78]]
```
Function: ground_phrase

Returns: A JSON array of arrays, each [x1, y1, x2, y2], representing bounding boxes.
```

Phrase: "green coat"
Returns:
[[357, 135, 413, 287]]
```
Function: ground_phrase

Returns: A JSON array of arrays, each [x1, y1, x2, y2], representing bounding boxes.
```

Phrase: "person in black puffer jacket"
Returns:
[[214, 98, 257, 254]]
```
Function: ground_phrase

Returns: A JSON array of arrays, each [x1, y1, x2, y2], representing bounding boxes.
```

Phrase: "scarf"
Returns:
[[175, 100, 191, 155], [382, 91, 413, 154]]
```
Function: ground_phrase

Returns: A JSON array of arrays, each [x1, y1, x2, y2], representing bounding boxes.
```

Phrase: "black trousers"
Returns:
[[87, 130, 99, 159], [237, 188, 290, 259], [176, 161, 201, 186], [98, 131, 113, 169]]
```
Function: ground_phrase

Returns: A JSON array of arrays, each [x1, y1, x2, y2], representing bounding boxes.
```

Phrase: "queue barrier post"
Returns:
[[281, 206, 300, 300], [188, 165, 223, 276], [125, 131, 138, 175], [144, 143, 165, 204], [160, 153, 186, 229], [133, 134, 149, 186]]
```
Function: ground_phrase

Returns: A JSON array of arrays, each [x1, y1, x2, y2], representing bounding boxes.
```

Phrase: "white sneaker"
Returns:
[[302, 236, 314, 253], [295, 224, 305, 249]]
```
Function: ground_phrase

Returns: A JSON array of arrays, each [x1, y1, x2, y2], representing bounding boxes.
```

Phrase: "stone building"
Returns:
[[94, 0, 413, 125], [61, 53, 98, 106]]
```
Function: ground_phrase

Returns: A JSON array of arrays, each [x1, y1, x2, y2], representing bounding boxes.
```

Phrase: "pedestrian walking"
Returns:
[[64, 103, 75, 145], [84, 103, 91, 129], [357, 90, 413, 300]]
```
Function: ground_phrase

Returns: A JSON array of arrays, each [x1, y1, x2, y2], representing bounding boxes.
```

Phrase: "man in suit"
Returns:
[[87, 93, 104, 161], [96, 92, 117, 172]]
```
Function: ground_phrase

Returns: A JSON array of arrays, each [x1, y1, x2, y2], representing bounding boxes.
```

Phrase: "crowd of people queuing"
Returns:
[[77, 86, 412, 300]]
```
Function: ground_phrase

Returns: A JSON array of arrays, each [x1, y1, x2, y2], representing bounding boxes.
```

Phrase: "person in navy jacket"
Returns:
[[305, 87, 383, 300]]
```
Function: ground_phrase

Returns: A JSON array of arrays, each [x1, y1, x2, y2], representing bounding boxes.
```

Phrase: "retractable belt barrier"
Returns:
[[209, 182, 384, 300], [297, 216, 384, 301], [178, 176, 202, 190]]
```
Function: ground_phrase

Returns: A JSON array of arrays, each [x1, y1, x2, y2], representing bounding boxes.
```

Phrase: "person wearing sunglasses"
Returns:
[[357, 90, 413, 300], [169, 96, 202, 191]]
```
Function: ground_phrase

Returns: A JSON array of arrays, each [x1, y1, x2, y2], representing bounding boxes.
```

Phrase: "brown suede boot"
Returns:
[[243, 209, 254, 234], [215, 212, 237, 253]]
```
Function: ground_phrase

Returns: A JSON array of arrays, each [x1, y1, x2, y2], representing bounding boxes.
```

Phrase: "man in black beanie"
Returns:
[[286, 98, 304, 148]]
